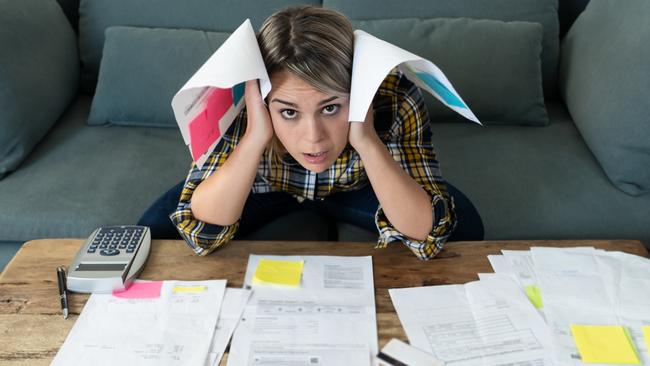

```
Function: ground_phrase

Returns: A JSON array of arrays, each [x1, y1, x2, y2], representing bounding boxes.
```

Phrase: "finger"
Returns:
[[244, 79, 263, 104]]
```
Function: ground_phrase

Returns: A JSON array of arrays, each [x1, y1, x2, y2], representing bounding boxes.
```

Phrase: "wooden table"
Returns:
[[1, 239, 647, 365]]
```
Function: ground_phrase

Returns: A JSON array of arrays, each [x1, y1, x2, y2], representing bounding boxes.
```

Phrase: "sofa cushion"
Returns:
[[0, 0, 78, 179], [0, 96, 190, 241], [431, 101, 650, 247], [353, 18, 548, 126], [560, 0, 650, 196], [325, 0, 560, 98], [89, 26, 229, 128], [78, 0, 319, 92]]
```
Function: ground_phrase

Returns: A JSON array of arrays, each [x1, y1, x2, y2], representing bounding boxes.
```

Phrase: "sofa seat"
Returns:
[[0, 95, 335, 244], [2, 97, 648, 248], [432, 101, 650, 246], [0, 96, 188, 241]]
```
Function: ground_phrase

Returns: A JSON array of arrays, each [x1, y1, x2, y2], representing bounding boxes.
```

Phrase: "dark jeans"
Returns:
[[137, 180, 484, 242]]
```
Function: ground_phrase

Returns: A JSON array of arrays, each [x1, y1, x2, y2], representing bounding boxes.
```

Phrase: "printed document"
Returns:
[[206, 288, 253, 366], [52, 280, 226, 366], [227, 255, 377, 366], [389, 275, 554, 366], [531, 247, 650, 365]]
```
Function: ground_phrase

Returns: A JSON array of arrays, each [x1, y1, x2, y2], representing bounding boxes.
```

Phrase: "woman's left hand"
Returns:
[[348, 105, 379, 151]]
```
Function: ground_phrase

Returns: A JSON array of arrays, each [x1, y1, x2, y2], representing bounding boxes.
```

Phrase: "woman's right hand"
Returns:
[[243, 79, 274, 145]]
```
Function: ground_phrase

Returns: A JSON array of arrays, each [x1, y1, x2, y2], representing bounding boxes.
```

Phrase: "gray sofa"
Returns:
[[1, 0, 649, 271]]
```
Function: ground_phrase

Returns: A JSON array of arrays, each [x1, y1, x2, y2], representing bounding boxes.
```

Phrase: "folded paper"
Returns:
[[171, 19, 269, 169], [172, 20, 479, 169], [349, 30, 480, 125]]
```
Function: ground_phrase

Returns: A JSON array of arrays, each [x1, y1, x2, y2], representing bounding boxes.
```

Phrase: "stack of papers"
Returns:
[[390, 275, 554, 365], [227, 255, 378, 366], [52, 280, 234, 366], [390, 246, 650, 366], [488, 247, 650, 365]]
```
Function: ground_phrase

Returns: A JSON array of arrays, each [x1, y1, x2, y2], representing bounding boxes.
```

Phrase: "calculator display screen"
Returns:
[[76, 263, 127, 271]]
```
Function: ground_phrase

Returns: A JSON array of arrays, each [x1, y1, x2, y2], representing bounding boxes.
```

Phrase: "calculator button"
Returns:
[[87, 249, 96, 253], [126, 249, 134, 253], [100, 249, 120, 256]]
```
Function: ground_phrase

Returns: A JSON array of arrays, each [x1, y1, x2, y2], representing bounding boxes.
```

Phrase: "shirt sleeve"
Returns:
[[374, 73, 458, 260], [169, 111, 247, 256]]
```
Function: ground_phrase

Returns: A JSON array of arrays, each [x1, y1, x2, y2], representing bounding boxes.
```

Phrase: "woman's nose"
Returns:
[[304, 116, 326, 143]]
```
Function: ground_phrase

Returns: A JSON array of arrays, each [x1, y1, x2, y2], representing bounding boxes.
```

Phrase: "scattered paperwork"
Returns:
[[389, 275, 554, 365], [486, 246, 650, 365], [227, 255, 377, 366], [52, 280, 227, 366]]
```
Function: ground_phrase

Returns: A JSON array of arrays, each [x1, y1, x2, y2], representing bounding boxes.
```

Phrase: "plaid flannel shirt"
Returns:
[[170, 70, 457, 260]]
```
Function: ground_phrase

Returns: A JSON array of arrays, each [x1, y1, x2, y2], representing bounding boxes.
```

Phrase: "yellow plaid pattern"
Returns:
[[170, 70, 457, 259]]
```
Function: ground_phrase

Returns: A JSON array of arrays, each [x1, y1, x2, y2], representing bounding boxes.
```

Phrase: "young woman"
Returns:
[[138, 6, 484, 260]]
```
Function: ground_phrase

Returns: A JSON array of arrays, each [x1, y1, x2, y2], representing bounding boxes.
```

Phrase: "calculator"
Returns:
[[66, 225, 151, 293]]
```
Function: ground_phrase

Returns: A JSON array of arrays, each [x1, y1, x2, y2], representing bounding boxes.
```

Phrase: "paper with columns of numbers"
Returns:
[[389, 275, 555, 365], [227, 255, 377, 366], [171, 18, 270, 169], [349, 29, 481, 125], [51, 280, 227, 366]]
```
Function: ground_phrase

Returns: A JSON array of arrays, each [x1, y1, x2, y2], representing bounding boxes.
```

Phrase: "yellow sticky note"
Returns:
[[253, 259, 304, 286], [172, 285, 206, 294], [570, 324, 640, 364], [643, 326, 650, 354], [524, 285, 543, 309]]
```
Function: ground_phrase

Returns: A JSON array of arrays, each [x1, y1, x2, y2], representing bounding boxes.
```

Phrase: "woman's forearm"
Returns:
[[191, 135, 266, 226], [356, 134, 433, 241]]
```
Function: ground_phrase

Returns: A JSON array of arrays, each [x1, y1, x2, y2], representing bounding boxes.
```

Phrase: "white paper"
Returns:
[[531, 247, 650, 365], [206, 288, 253, 366], [227, 255, 377, 366], [349, 30, 480, 124], [171, 19, 271, 169], [389, 275, 554, 366], [52, 280, 227, 366]]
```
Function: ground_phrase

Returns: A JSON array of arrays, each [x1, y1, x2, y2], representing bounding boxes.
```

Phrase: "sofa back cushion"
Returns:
[[89, 27, 230, 128], [560, 0, 650, 196], [325, 0, 559, 99], [354, 18, 548, 126], [0, 0, 79, 179], [78, 0, 319, 92]]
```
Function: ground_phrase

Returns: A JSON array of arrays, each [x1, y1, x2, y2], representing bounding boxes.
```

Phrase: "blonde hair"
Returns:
[[257, 6, 354, 164]]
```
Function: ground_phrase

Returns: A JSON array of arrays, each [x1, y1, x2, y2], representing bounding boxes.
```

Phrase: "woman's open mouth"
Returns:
[[302, 151, 328, 164]]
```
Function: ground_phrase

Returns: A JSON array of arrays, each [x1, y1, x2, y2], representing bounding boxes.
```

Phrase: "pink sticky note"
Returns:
[[112, 281, 163, 299]]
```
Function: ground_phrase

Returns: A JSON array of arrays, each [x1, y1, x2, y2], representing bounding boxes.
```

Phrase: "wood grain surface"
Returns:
[[1, 239, 647, 365]]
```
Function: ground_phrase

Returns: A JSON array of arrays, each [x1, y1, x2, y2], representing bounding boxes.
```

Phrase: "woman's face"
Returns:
[[267, 71, 350, 173]]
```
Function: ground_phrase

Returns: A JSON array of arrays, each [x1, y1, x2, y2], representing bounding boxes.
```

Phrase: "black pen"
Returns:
[[56, 266, 69, 319]]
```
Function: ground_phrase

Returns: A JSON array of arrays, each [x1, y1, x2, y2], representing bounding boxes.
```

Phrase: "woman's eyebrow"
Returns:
[[270, 98, 297, 107], [318, 96, 339, 106]]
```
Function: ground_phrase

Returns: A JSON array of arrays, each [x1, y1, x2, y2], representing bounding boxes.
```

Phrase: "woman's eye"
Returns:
[[280, 109, 297, 119], [322, 104, 340, 115]]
